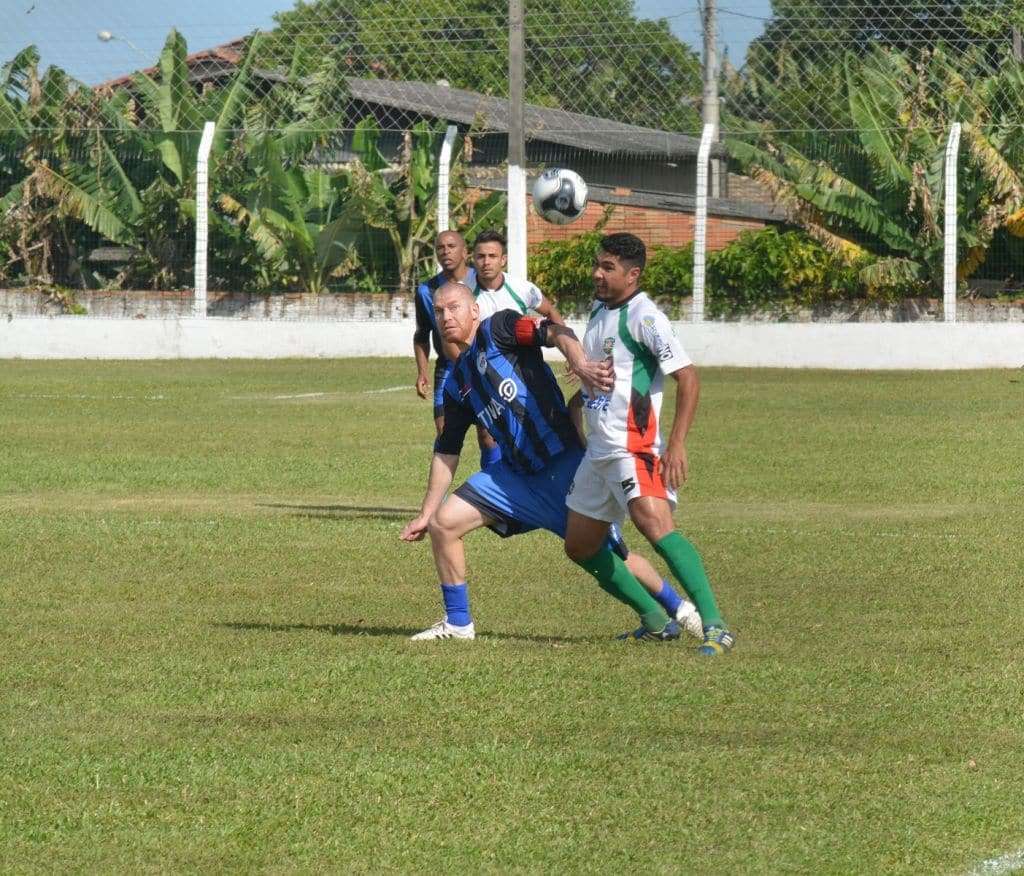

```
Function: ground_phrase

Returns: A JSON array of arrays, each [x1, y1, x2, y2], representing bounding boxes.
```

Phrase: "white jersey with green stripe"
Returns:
[[579, 291, 692, 460], [475, 274, 544, 319]]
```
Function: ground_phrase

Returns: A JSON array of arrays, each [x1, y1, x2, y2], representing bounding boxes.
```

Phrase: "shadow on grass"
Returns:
[[217, 620, 598, 645], [258, 503, 415, 522]]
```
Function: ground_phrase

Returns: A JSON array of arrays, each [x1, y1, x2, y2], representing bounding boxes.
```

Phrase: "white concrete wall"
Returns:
[[2, 316, 1023, 369]]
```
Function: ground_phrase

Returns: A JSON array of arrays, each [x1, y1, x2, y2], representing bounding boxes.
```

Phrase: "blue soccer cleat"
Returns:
[[697, 624, 735, 656], [617, 618, 681, 642]]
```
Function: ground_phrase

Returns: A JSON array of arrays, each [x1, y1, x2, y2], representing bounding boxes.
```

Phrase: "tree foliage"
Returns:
[[726, 46, 1024, 294], [254, 0, 701, 130]]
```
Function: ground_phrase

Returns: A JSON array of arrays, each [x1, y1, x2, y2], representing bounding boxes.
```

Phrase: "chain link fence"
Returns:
[[1, 0, 1022, 318]]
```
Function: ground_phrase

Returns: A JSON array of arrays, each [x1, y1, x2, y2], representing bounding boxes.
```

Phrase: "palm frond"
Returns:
[[32, 163, 131, 244]]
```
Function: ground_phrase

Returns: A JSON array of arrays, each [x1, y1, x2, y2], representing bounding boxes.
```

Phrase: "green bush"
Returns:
[[707, 228, 864, 317], [643, 244, 694, 316], [528, 229, 604, 314], [529, 224, 870, 317]]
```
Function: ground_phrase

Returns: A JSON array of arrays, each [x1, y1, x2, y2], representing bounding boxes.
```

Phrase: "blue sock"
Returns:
[[479, 444, 502, 468], [654, 579, 683, 617], [441, 582, 471, 626]]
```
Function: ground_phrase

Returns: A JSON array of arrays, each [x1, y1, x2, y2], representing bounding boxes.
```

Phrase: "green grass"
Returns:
[[2, 360, 1023, 873]]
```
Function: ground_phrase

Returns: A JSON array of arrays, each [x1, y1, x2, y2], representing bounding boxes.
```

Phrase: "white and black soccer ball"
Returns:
[[532, 168, 588, 225]]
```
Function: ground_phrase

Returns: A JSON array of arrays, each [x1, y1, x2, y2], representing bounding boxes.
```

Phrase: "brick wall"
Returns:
[[526, 196, 764, 251]]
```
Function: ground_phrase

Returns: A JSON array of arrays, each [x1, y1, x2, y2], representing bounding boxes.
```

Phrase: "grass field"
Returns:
[[2, 359, 1022, 873]]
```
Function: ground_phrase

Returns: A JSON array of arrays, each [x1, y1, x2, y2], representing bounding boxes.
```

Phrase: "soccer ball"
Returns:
[[532, 168, 588, 225]]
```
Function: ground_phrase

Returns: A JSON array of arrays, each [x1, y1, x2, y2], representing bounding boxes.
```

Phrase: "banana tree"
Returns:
[[218, 131, 366, 294], [725, 46, 1024, 294], [344, 117, 507, 292], [1, 28, 279, 289]]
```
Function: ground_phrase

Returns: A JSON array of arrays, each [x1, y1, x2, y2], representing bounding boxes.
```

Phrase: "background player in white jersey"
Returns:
[[563, 232, 735, 655], [472, 229, 563, 323]]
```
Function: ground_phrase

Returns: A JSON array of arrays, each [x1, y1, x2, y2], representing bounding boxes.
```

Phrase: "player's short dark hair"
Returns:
[[600, 232, 646, 271], [474, 229, 507, 253]]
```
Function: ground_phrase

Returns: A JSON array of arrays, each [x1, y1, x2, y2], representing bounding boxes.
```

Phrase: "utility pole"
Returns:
[[702, 0, 721, 198], [507, 0, 528, 277], [1013, 27, 1023, 62]]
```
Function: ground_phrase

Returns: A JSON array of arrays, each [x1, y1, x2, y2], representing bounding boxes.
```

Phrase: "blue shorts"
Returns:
[[432, 358, 452, 419], [453, 447, 628, 557]]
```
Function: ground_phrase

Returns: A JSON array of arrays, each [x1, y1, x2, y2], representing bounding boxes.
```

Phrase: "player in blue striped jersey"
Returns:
[[400, 281, 699, 641], [413, 230, 501, 468]]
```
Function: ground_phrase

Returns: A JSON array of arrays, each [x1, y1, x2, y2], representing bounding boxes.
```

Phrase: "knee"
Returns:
[[427, 511, 452, 541], [629, 504, 672, 543], [564, 537, 591, 564], [635, 518, 671, 544]]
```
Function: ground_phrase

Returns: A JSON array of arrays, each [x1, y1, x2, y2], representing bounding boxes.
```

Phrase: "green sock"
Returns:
[[654, 532, 724, 628], [574, 547, 671, 632]]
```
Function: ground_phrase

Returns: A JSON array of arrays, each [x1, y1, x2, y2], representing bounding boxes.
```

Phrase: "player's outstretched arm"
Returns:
[[535, 295, 564, 326], [544, 324, 614, 393], [400, 452, 460, 541], [661, 365, 700, 491]]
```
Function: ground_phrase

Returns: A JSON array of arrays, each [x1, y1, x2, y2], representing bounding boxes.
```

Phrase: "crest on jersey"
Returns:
[[602, 337, 615, 355], [476, 351, 488, 374]]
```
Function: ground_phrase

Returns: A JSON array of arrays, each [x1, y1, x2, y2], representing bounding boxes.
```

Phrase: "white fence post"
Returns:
[[691, 123, 715, 323], [437, 125, 458, 234], [435, 125, 459, 272], [943, 122, 962, 324], [193, 121, 216, 319], [507, 164, 528, 278]]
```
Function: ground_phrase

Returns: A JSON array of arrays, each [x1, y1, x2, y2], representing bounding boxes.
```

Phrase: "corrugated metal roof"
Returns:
[[344, 77, 716, 157]]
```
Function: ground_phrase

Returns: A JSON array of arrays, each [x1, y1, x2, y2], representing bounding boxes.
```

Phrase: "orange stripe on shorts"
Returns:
[[634, 452, 668, 500]]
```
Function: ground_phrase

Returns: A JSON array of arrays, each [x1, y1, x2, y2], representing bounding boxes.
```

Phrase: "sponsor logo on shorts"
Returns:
[[620, 477, 637, 495]]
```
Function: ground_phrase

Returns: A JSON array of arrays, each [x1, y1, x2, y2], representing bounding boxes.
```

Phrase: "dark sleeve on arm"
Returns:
[[413, 288, 432, 346], [433, 391, 475, 456], [488, 308, 553, 351]]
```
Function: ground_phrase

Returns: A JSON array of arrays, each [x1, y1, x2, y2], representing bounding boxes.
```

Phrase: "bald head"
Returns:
[[437, 280, 474, 302], [433, 280, 479, 348], [435, 230, 468, 276], [436, 230, 466, 247]]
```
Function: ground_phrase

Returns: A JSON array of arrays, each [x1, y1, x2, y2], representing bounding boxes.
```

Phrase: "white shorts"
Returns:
[[565, 452, 677, 524]]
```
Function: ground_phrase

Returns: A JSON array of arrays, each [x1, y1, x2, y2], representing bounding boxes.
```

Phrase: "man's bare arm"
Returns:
[[413, 337, 431, 399], [400, 452, 460, 541], [543, 324, 613, 394], [535, 295, 564, 326], [660, 365, 700, 490]]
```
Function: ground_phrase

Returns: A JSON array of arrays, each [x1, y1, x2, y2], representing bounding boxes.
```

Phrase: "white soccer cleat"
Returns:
[[410, 618, 476, 641], [675, 599, 704, 639]]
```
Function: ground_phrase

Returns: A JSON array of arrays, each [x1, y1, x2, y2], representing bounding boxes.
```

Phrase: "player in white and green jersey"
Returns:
[[472, 229, 563, 322], [564, 232, 734, 655]]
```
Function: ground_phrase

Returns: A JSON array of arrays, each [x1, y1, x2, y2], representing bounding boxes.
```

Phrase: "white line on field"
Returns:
[[362, 385, 413, 394], [11, 394, 166, 400], [966, 848, 1024, 875], [272, 392, 326, 400]]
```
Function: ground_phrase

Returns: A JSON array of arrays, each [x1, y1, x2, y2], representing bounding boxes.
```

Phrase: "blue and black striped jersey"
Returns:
[[413, 269, 477, 361], [435, 309, 582, 474]]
